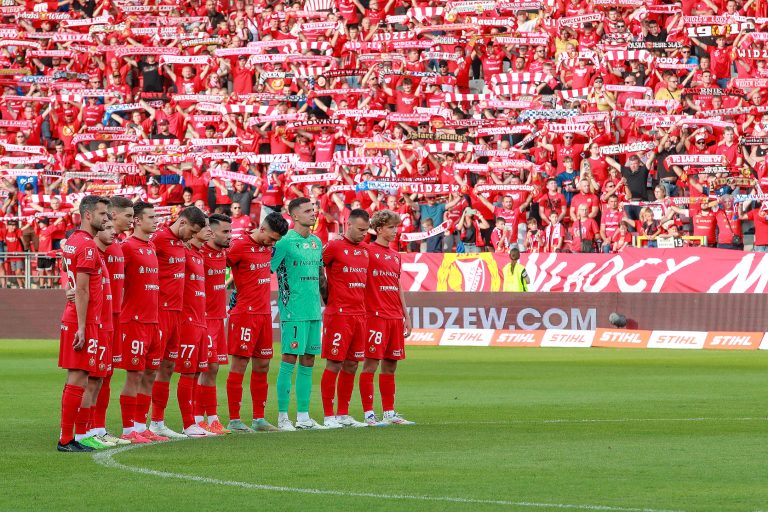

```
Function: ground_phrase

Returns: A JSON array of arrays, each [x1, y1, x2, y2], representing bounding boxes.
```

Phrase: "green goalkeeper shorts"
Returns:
[[280, 320, 321, 356]]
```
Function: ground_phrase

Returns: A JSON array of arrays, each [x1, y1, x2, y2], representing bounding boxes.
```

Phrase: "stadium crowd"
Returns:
[[1, 0, 768, 287]]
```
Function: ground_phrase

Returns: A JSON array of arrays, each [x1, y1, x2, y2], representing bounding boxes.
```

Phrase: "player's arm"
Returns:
[[319, 266, 328, 305], [270, 239, 286, 273], [398, 284, 412, 338], [73, 271, 90, 351]]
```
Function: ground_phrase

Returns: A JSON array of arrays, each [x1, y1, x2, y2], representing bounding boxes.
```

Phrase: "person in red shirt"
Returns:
[[117, 202, 164, 445], [147, 206, 208, 439], [225, 212, 289, 433], [319, 209, 371, 429], [715, 195, 747, 250], [174, 220, 213, 437], [195, 214, 234, 434], [743, 200, 768, 252], [538, 178, 568, 226], [5, 221, 26, 289], [359, 210, 414, 425], [691, 201, 718, 247], [90, 196, 135, 446], [229, 203, 252, 239], [57, 195, 109, 452], [569, 179, 600, 222], [34, 217, 62, 288], [570, 203, 601, 253]]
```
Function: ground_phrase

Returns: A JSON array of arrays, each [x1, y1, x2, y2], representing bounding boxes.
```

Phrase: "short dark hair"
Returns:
[[264, 212, 289, 236], [110, 196, 133, 211], [179, 206, 207, 228], [288, 197, 312, 214], [133, 201, 154, 219], [183, 186, 193, 195], [348, 208, 370, 223], [79, 195, 109, 217], [209, 213, 231, 227]]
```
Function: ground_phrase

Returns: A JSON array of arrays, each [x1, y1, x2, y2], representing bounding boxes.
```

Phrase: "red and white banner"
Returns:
[[404, 328, 768, 350], [398, 247, 768, 293]]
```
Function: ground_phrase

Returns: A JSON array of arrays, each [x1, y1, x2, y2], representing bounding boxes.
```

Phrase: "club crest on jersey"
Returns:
[[369, 346, 376, 353], [99, 363, 106, 371], [85, 248, 94, 260], [184, 360, 191, 368], [311, 241, 317, 249], [290, 341, 299, 349], [331, 347, 339, 356], [132, 356, 140, 366], [240, 343, 248, 351], [89, 357, 96, 367]]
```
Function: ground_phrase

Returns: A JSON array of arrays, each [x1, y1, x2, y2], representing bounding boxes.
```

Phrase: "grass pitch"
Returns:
[[2, 340, 766, 512]]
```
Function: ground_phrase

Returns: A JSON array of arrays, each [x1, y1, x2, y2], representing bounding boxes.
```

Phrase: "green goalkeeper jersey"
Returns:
[[271, 229, 323, 322]]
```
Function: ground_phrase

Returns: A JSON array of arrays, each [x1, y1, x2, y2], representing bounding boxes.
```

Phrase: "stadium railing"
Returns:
[[0, 252, 61, 289]]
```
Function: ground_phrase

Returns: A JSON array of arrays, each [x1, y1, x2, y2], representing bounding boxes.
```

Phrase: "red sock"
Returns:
[[151, 380, 170, 422], [379, 373, 395, 412], [60, 384, 84, 444], [249, 372, 268, 420], [177, 375, 195, 429], [359, 372, 375, 412], [75, 406, 90, 435], [336, 370, 356, 416], [119, 394, 136, 430], [92, 374, 111, 429], [226, 372, 244, 421], [201, 385, 217, 418], [135, 393, 151, 426], [320, 369, 338, 417], [193, 381, 205, 418]]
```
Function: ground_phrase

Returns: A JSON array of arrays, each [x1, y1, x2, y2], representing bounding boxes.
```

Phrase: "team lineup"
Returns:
[[57, 195, 413, 452]]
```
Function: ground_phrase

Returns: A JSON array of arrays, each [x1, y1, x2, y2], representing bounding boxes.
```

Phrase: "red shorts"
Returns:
[[175, 323, 208, 374], [89, 328, 113, 378], [228, 314, 273, 359], [207, 318, 228, 364], [321, 313, 366, 362], [120, 322, 162, 371], [58, 322, 100, 372], [366, 316, 406, 360], [159, 309, 182, 361]]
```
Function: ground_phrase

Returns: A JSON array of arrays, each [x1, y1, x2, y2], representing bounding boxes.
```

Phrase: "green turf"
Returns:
[[2, 340, 766, 512]]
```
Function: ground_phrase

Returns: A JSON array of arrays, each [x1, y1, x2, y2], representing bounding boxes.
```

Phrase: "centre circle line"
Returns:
[[93, 442, 685, 512]]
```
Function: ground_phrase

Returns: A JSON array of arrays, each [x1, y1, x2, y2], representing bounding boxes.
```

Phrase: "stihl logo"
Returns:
[[496, 333, 537, 344], [445, 331, 484, 342], [409, 331, 435, 342], [550, 333, 590, 343], [710, 335, 753, 346], [599, 331, 643, 344], [656, 335, 699, 345]]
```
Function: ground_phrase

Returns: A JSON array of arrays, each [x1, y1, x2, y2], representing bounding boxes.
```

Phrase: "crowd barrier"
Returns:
[[3, 290, 768, 342]]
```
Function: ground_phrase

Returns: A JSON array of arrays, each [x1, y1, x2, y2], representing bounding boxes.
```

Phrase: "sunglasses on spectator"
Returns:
[[564, 135, 573, 139], [232, 205, 241, 209]]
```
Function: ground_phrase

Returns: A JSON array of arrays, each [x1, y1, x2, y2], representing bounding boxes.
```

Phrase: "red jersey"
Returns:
[[231, 215, 252, 238], [364, 242, 402, 319], [152, 225, 186, 311], [61, 230, 103, 326], [120, 236, 159, 324], [98, 250, 113, 331], [104, 242, 125, 315], [322, 237, 369, 315], [226, 235, 272, 315], [202, 244, 228, 319], [182, 245, 206, 327]]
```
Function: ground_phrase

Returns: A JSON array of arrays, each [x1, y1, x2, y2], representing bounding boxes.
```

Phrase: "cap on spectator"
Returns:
[[362, 169, 373, 176], [64, 108, 76, 117], [148, 177, 160, 186], [695, 133, 706, 142], [158, 119, 170, 126]]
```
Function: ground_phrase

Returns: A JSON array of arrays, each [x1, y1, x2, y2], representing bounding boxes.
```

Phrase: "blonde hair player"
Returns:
[[359, 210, 415, 426]]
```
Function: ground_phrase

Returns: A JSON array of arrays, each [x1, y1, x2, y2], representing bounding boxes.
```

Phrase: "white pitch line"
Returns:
[[93, 443, 684, 512], [428, 417, 767, 426]]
